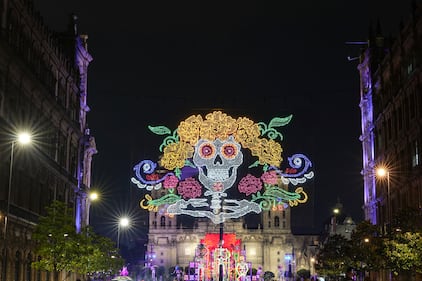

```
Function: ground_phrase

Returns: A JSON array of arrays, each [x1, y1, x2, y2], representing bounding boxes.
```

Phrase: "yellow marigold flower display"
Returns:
[[160, 142, 194, 170], [200, 111, 238, 141], [178, 114, 203, 144], [253, 138, 282, 167], [235, 117, 261, 149]]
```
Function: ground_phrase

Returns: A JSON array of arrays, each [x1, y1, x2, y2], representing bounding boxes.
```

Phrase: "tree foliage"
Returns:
[[349, 220, 385, 272], [384, 232, 422, 275], [32, 200, 124, 280], [315, 234, 352, 278], [316, 209, 422, 280], [384, 207, 422, 276]]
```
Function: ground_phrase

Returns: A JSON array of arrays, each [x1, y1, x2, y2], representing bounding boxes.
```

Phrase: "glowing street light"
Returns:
[[4, 132, 32, 244], [87, 190, 100, 225], [376, 167, 391, 231], [89, 191, 99, 201], [117, 217, 130, 249]]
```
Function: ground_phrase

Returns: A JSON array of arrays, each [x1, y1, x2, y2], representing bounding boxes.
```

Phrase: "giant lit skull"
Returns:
[[193, 136, 243, 192]]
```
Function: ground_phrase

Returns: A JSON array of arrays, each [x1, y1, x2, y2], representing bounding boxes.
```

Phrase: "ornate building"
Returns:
[[358, 1, 422, 231], [0, 0, 96, 280], [146, 207, 319, 281]]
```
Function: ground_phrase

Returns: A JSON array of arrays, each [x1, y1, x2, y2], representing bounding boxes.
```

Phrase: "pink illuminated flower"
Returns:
[[163, 175, 179, 189], [238, 174, 262, 196], [260, 171, 279, 185], [177, 177, 202, 199]]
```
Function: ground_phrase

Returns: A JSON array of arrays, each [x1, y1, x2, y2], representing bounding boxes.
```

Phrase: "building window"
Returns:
[[160, 216, 166, 227], [26, 253, 32, 281], [15, 251, 21, 281], [412, 140, 420, 167], [282, 211, 285, 219], [410, 92, 416, 119], [274, 216, 280, 227], [407, 62, 414, 75], [268, 221, 271, 228]]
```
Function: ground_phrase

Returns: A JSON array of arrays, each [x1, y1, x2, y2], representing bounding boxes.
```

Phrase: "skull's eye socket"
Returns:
[[199, 143, 215, 159], [221, 143, 238, 159]]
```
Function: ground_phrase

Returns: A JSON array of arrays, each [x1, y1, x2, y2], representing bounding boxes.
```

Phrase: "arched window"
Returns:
[[2, 248, 8, 281], [268, 221, 271, 228], [168, 220, 172, 227], [26, 253, 32, 281], [274, 216, 280, 227], [14, 251, 21, 281], [160, 216, 166, 227], [282, 210, 286, 219]]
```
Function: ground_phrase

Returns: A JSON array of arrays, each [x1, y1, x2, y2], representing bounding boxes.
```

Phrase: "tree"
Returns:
[[349, 220, 385, 278], [32, 200, 124, 281], [384, 231, 422, 278], [314, 234, 352, 279], [382, 207, 422, 280]]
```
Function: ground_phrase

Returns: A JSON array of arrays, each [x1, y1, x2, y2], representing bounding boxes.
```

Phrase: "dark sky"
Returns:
[[34, 0, 413, 241]]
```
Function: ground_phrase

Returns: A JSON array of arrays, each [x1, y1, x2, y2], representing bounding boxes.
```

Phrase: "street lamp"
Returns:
[[4, 132, 32, 240], [117, 217, 130, 249], [89, 191, 99, 201], [376, 167, 391, 231], [87, 191, 99, 225]]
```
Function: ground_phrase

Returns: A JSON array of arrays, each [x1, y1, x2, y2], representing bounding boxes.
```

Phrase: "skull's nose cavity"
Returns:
[[214, 155, 223, 165]]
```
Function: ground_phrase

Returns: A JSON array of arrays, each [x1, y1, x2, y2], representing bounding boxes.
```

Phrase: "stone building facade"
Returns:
[[358, 1, 422, 232], [357, 2, 422, 281], [146, 205, 319, 281], [0, 0, 95, 280]]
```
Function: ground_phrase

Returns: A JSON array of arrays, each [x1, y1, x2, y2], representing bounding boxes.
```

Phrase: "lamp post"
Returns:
[[87, 191, 99, 225], [117, 217, 129, 249], [4, 132, 31, 240], [376, 167, 391, 232]]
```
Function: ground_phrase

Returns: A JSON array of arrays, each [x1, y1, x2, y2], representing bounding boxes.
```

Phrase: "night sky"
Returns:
[[34, 0, 413, 243]]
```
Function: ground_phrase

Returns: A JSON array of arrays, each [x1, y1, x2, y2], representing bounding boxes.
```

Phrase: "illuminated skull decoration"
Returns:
[[193, 136, 243, 193], [131, 111, 313, 224]]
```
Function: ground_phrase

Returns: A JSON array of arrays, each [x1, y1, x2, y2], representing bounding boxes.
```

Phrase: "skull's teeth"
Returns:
[[208, 169, 229, 181]]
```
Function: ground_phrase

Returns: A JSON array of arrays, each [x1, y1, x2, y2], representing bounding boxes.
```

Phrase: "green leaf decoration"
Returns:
[[175, 168, 182, 178], [268, 115, 293, 128], [185, 159, 197, 168], [148, 125, 172, 135], [248, 160, 261, 169]]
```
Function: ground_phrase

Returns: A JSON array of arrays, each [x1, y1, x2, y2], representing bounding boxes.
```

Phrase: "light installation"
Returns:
[[131, 111, 314, 224]]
